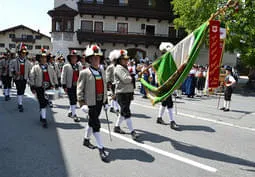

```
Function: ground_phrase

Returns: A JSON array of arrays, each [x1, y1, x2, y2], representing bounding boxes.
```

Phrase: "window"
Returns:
[[96, 0, 104, 4], [66, 20, 72, 32], [35, 35, 42, 40], [119, 0, 128, 6], [9, 34, 15, 38], [9, 43, 16, 49], [56, 20, 62, 32], [178, 28, 187, 38], [35, 45, 41, 49], [117, 23, 128, 34], [21, 34, 27, 39], [145, 25, 155, 36], [0, 43, 5, 48], [81, 20, 93, 32], [169, 26, 177, 37], [148, 0, 156, 7], [94, 22, 103, 32], [27, 45, 33, 50], [43, 45, 50, 50], [83, 0, 93, 3], [26, 35, 33, 40]]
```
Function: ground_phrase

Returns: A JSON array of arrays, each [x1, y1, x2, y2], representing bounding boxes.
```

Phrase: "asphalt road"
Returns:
[[0, 85, 255, 177]]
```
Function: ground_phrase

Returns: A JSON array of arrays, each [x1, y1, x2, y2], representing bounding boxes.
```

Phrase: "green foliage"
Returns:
[[171, 0, 255, 68]]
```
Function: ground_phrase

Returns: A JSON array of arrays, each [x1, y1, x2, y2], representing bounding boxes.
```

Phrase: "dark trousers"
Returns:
[[2, 76, 12, 89], [131, 74, 136, 89], [15, 79, 27, 95], [67, 86, 77, 105], [88, 101, 103, 132], [224, 86, 233, 101], [116, 92, 133, 118], [35, 87, 49, 109], [161, 95, 173, 108]]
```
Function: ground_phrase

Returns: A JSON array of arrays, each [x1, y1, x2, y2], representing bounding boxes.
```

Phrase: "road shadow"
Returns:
[[106, 148, 155, 163], [0, 96, 68, 177], [178, 125, 216, 132], [135, 129, 255, 168], [132, 113, 151, 119]]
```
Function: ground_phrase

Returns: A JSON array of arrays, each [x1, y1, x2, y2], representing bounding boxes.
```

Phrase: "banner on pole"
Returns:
[[208, 20, 222, 88]]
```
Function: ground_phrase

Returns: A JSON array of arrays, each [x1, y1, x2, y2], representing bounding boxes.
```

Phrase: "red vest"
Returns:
[[20, 63, 25, 75]]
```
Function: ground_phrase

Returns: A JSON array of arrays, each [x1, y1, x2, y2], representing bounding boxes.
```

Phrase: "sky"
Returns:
[[0, 0, 54, 36]]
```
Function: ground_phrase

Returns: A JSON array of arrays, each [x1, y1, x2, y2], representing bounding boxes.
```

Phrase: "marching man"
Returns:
[[78, 54, 90, 70], [220, 66, 236, 112], [156, 42, 179, 130], [0, 50, 12, 101], [61, 50, 82, 122], [106, 50, 120, 113], [113, 50, 139, 140], [77, 44, 109, 162], [30, 49, 58, 128], [10, 43, 32, 112]]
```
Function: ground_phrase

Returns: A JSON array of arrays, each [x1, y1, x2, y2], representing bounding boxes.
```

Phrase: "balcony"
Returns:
[[77, 1, 173, 21], [12, 37, 36, 43], [76, 30, 183, 46]]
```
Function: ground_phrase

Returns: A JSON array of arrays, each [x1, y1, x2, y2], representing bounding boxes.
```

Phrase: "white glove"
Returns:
[[104, 104, 109, 111], [81, 105, 89, 113]]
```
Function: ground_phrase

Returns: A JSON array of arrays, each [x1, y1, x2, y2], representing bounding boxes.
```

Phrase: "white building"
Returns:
[[0, 25, 52, 56], [48, 0, 186, 61]]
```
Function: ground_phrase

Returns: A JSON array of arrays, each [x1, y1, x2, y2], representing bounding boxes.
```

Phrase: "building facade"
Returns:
[[48, 0, 186, 61], [0, 25, 52, 56]]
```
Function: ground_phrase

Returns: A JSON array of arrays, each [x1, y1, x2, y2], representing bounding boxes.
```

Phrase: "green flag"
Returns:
[[140, 21, 209, 105]]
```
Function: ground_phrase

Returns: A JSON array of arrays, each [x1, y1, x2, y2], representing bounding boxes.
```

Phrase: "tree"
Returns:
[[171, 0, 255, 72]]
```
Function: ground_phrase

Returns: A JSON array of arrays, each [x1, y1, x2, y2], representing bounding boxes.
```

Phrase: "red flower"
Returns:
[[92, 45, 98, 52], [120, 50, 125, 55]]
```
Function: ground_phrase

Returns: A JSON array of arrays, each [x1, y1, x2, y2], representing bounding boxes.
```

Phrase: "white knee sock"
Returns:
[[40, 108, 46, 119], [158, 105, 166, 118], [115, 115, 124, 127], [18, 95, 23, 105], [7, 89, 10, 95], [110, 100, 114, 108], [4, 89, 8, 96], [71, 105, 76, 116], [84, 125, 93, 139], [226, 101, 230, 109], [93, 132, 103, 149], [114, 100, 120, 110], [223, 100, 227, 108], [167, 108, 174, 122], [126, 118, 134, 132]]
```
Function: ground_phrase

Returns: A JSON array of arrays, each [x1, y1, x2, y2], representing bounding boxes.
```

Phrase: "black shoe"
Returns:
[[114, 126, 126, 134], [220, 107, 225, 110], [5, 96, 8, 101], [170, 121, 179, 130], [67, 112, 72, 117], [83, 139, 96, 149], [224, 108, 230, 112], [110, 107, 116, 113], [99, 148, 109, 162], [142, 95, 147, 99], [41, 119, 48, 128], [73, 115, 80, 122], [7, 95, 11, 101], [49, 101, 53, 108], [131, 131, 139, 140], [18, 105, 24, 112], [156, 117, 166, 125]]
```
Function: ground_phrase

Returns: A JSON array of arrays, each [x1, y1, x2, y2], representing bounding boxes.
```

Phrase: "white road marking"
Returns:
[[101, 128, 217, 173], [132, 102, 255, 132]]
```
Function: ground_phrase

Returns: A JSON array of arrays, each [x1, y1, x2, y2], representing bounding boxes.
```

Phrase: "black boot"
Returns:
[[170, 121, 179, 130], [18, 105, 24, 112], [83, 139, 96, 149], [156, 117, 166, 125], [224, 108, 230, 112], [131, 130, 139, 140], [67, 112, 72, 117], [99, 148, 109, 162], [220, 107, 225, 110], [5, 95, 8, 101], [110, 107, 116, 113], [114, 126, 126, 134], [41, 119, 48, 128], [73, 115, 80, 122]]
